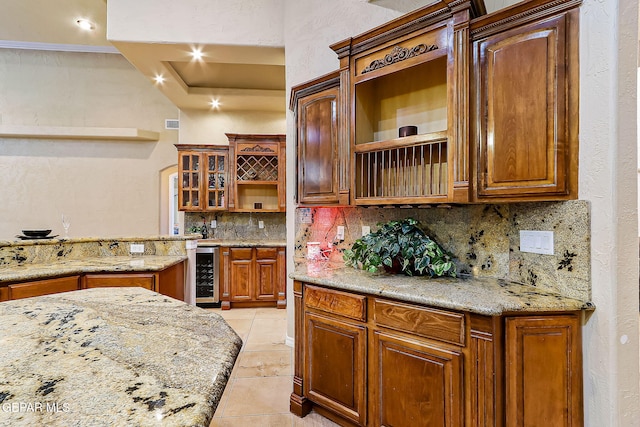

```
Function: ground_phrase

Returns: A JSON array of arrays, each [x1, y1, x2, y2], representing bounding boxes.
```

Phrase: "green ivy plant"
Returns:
[[343, 218, 456, 277]]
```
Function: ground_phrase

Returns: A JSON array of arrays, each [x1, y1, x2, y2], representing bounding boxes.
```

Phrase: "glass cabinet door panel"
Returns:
[[182, 156, 190, 170], [192, 155, 200, 171], [192, 173, 199, 187]]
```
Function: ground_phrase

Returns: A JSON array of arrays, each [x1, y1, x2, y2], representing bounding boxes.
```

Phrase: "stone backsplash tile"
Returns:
[[185, 212, 286, 241], [295, 201, 590, 301]]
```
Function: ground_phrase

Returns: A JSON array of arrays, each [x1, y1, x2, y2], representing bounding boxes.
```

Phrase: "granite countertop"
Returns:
[[0, 287, 241, 427], [0, 235, 198, 248], [0, 256, 187, 283], [291, 261, 594, 316], [198, 239, 286, 247]]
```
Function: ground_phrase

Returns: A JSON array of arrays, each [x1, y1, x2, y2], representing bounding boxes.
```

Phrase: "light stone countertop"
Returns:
[[0, 235, 198, 248], [291, 261, 594, 316], [197, 239, 286, 247], [0, 256, 187, 283], [0, 287, 241, 427]]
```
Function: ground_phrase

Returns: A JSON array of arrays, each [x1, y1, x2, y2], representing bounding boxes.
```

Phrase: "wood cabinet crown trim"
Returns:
[[330, 0, 484, 58], [470, 0, 582, 38]]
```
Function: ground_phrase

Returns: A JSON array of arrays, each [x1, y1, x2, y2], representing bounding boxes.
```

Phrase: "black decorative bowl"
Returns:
[[399, 125, 418, 137], [22, 229, 52, 238]]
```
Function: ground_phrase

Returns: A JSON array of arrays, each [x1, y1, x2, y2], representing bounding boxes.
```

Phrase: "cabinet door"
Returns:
[[297, 86, 340, 205], [255, 248, 277, 301], [473, 11, 578, 201], [505, 315, 582, 427], [178, 151, 202, 210], [203, 150, 228, 211], [229, 248, 253, 301], [83, 273, 155, 290], [8, 275, 80, 300], [305, 312, 367, 426], [371, 330, 463, 427]]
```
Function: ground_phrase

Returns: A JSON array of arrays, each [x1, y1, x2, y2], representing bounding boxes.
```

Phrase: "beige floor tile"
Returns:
[[224, 318, 253, 341], [234, 350, 292, 377], [222, 376, 293, 416], [292, 411, 341, 426], [212, 377, 234, 418], [244, 318, 289, 351], [210, 307, 258, 320], [255, 307, 288, 319], [210, 413, 294, 427]]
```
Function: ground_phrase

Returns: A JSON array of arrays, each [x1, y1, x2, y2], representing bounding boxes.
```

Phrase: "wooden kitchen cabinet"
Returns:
[[371, 330, 463, 427], [82, 261, 186, 301], [227, 134, 286, 212], [329, 1, 477, 205], [291, 281, 583, 427], [290, 0, 581, 207], [83, 273, 155, 290], [505, 315, 583, 427], [220, 246, 286, 309], [471, 4, 579, 201], [1, 262, 186, 302], [306, 312, 367, 426], [6, 275, 80, 300], [175, 145, 229, 211], [291, 70, 350, 206]]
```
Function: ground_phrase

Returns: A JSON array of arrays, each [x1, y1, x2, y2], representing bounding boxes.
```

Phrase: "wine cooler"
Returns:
[[195, 247, 220, 306]]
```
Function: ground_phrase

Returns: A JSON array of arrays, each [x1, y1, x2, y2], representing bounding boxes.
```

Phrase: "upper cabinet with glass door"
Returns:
[[331, 0, 484, 205], [175, 145, 229, 211]]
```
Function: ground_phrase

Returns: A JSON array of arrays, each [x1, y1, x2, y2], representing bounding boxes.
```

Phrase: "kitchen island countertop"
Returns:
[[291, 260, 594, 316], [0, 287, 241, 426], [0, 255, 187, 283]]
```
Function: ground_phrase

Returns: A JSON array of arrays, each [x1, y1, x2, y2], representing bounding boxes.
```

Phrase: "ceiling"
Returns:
[[0, 0, 286, 112], [0, 1, 520, 113]]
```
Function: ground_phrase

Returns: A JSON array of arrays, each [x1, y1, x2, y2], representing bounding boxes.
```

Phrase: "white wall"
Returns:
[[0, 49, 179, 239], [178, 109, 286, 145], [579, 0, 640, 424], [107, 0, 284, 47]]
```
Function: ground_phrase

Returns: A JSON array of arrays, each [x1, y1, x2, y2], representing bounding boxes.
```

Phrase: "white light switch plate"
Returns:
[[362, 225, 371, 236], [130, 243, 145, 254], [210, 220, 217, 228], [258, 220, 264, 229], [519, 230, 554, 255], [336, 226, 345, 240]]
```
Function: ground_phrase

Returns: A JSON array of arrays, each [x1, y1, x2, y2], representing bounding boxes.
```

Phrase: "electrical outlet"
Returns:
[[130, 244, 145, 254], [519, 230, 554, 255], [336, 226, 345, 241], [362, 225, 371, 236], [258, 220, 264, 229], [210, 220, 217, 229]]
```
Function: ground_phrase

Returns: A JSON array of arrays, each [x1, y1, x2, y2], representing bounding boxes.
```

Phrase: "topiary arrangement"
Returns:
[[342, 218, 456, 277]]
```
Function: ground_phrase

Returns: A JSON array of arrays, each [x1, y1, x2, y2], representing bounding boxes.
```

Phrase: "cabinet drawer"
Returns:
[[84, 274, 155, 290], [8, 276, 80, 300], [256, 247, 277, 260], [304, 285, 366, 322], [374, 299, 465, 346], [229, 248, 253, 260]]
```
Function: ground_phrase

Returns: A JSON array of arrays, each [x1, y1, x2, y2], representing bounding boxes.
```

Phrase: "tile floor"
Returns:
[[207, 307, 339, 427]]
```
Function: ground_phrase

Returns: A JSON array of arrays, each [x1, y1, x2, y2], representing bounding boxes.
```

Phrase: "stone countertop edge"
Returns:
[[0, 234, 199, 248], [197, 239, 287, 247], [290, 262, 594, 316], [0, 255, 188, 283], [0, 287, 242, 426]]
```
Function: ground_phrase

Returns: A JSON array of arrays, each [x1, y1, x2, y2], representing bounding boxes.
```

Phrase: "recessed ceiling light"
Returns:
[[154, 74, 165, 84], [76, 18, 95, 31], [210, 99, 220, 109], [191, 48, 203, 61]]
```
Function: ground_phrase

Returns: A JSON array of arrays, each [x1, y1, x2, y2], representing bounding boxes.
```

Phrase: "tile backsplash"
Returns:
[[294, 201, 590, 301], [185, 212, 286, 241]]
